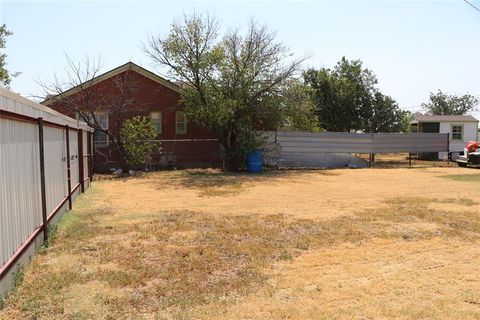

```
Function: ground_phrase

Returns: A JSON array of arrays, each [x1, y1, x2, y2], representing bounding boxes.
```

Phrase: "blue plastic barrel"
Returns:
[[246, 149, 263, 173]]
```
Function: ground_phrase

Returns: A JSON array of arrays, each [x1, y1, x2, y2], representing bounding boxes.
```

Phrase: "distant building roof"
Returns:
[[410, 114, 478, 124]]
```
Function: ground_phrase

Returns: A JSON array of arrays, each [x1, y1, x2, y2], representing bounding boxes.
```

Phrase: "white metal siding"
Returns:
[[438, 121, 478, 159], [0, 118, 42, 268], [43, 126, 68, 215], [69, 130, 79, 186], [0, 88, 93, 282]]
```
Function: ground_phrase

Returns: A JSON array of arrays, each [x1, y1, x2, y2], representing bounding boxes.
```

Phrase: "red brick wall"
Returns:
[[48, 68, 222, 170]]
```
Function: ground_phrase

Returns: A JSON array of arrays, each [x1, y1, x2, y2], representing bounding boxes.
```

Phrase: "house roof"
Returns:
[[42, 62, 181, 105], [410, 114, 478, 124]]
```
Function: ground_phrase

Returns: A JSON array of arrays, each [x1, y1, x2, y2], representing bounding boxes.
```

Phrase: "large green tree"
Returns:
[[422, 90, 479, 115], [305, 57, 407, 133], [278, 78, 320, 132], [0, 24, 19, 87], [145, 14, 303, 170], [304, 57, 376, 132], [362, 92, 410, 133]]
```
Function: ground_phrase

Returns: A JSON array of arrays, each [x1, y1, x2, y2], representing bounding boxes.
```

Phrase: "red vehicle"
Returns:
[[456, 141, 480, 167]]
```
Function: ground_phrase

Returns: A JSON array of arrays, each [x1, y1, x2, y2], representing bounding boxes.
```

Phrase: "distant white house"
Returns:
[[410, 114, 479, 160]]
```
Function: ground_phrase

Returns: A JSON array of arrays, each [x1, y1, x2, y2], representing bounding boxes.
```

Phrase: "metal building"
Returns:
[[0, 87, 93, 297]]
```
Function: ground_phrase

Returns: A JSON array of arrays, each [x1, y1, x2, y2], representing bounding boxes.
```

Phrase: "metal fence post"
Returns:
[[65, 125, 72, 210], [87, 131, 93, 182], [78, 129, 84, 193], [447, 133, 450, 165], [38, 117, 48, 244], [368, 133, 375, 168]]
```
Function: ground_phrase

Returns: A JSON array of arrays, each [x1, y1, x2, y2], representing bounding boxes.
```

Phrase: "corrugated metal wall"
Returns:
[[0, 118, 42, 269], [44, 126, 68, 216], [371, 133, 449, 153], [69, 130, 79, 187], [0, 88, 93, 292], [265, 131, 450, 168]]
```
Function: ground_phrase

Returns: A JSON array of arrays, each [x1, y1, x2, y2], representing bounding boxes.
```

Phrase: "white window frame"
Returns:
[[150, 111, 162, 135], [175, 111, 187, 135], [450, 124, 464, 141]]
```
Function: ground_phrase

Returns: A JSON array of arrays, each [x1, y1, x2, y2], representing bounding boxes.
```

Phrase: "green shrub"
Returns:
[[120, 116, 160, 170]]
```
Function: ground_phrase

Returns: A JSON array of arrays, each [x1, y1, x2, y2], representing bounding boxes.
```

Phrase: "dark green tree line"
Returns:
[[422, 90, 478, 115], [305, 57, 409, 133]]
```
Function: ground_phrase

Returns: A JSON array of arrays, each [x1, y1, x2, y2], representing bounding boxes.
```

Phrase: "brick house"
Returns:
[[43, 62, 222, 171]]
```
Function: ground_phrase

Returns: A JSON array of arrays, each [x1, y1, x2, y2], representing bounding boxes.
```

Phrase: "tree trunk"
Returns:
[[225, 156, 241, 172], [112, 138, 130, 172], [223, 132, 242, 172], [118, 156, 130, 173]]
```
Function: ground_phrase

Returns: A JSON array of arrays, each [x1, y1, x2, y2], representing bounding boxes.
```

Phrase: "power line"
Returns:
[[464, 0, 480, 12]]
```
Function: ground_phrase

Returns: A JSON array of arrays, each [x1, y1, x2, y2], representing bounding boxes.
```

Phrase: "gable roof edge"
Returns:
[[410, 114, 479, 124], [42, 62, 182, 105]]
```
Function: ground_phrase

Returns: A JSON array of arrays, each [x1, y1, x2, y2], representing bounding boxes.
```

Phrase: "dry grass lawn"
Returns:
[[1, 166, 480, 319]]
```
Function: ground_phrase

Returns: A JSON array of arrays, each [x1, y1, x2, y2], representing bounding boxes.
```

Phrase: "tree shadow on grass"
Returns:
[[127, 168, 340, 196]]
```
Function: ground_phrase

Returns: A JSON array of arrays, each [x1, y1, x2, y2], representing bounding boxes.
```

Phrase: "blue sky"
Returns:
[[1, 0, 479, 118]]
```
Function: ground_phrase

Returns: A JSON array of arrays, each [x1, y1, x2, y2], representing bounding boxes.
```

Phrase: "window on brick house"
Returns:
[[175, 111, 187, 134], [150, 111, 162, 134], [76, 111, 109, 147]]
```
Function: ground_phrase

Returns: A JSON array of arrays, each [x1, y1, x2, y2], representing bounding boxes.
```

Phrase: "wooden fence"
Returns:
[[0, 88, 93, 297]]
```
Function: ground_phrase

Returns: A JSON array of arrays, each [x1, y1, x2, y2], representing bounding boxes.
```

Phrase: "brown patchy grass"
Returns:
[[87, 167, 480, 221], [1, 167, 480, 319]]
